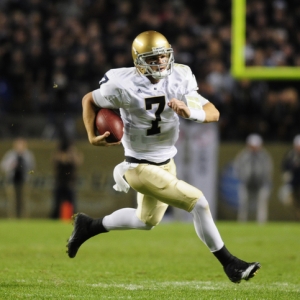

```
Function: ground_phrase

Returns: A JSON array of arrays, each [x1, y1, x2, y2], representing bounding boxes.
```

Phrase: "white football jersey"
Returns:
[[92, 64, 209, 163]]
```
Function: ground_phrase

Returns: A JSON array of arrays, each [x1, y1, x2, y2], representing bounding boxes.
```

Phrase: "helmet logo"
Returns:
[[152, 46, 166, 55]]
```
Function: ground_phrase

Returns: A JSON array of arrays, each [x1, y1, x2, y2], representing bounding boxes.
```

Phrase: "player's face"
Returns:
[[145, 54, 169, 72]]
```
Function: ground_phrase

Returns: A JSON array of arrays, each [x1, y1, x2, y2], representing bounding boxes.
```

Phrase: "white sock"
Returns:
[[191, 195, 224, 252], [103, 208, 153, 231]]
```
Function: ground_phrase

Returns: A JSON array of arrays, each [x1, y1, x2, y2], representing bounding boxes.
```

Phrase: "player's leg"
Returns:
[[66, 202, 153, 259], [67, 193, 167, 258], [126, 162, 224, 250], [89, 165, 172, 231], [67, 160, 260, 282], [67, 162, 171, 258], [126, 161, 261, 283], [101, 191, 169, 230]]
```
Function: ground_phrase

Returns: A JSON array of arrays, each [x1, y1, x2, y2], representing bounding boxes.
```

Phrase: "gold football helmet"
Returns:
[[132, 31, 174, 79]]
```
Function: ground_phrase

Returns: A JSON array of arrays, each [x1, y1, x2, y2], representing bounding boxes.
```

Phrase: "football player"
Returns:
[[66, 30, 260, 283]]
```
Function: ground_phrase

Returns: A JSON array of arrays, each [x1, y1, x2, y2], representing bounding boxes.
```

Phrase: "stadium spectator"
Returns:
[[233, 134, 273, 223], [0, 137, 35, 218], [281, 134, 300, 220], [51, 135, 83, 219]]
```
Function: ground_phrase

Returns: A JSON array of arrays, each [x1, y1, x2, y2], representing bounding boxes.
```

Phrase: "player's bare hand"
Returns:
[[89, 132, 121, 147], [168, 98, 191, 118]]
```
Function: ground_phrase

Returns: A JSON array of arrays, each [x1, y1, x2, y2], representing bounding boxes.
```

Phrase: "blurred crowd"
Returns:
[[246, 0, 300, 67], [0, 0, 299, 141]]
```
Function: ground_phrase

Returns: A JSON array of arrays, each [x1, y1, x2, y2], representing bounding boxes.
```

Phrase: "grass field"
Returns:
[[0, 220, 299, 299]]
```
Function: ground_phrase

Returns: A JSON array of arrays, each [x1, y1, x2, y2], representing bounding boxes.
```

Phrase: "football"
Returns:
[[95, 108, 123, 143]]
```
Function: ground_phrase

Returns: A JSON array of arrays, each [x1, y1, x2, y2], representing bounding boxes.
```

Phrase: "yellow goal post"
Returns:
[[231, 0, 300, 80]]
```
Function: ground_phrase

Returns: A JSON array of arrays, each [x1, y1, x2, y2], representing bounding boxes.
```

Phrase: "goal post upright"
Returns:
[[231, 0, 300, 80]]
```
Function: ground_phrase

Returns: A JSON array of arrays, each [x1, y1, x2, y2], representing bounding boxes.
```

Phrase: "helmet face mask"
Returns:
[[132, 31, 174, 79]]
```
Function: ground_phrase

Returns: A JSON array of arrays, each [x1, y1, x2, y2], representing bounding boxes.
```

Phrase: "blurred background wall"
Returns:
[[0, 140, 293, 221], [0, 140, 137, 218]]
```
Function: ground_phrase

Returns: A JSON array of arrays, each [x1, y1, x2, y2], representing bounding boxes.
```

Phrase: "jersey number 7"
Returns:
[[145, 96, 165, 136]]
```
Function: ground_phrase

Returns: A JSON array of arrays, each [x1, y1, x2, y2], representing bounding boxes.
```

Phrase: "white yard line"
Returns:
[[87, 281, 300, 292]]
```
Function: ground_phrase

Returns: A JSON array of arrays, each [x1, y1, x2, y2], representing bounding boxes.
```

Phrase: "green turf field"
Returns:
[[0, 220, 299, 299]]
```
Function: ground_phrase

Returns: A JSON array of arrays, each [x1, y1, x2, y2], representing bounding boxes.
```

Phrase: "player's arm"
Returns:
[[82, 92, 120, 146], [168, 98, 219, 123], [169, 66, 219, 123], [202, 102, 220, 123]]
